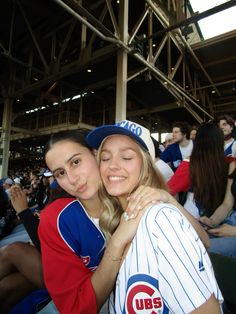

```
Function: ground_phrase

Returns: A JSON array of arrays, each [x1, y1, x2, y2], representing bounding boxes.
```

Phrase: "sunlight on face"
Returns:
[[99, 135, 143, 205]]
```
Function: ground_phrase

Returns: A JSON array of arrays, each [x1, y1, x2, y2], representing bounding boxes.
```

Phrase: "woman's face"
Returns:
[[219, 119, 233, 136], [45, 140, 101, 200], [190, 129, 197, 140], [99, 135, 143, 206]]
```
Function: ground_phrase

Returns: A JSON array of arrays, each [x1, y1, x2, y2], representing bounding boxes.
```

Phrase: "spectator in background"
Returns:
[[152, 137, 174, 182], [188, 121, 228, 218], [35, 169, 53, 211], [3, 178, 14, 202], [208, 224, 236, 258], [167, 121, 229, 219], [163, 132, 173, 149], [23, 171, 40, 208], [14, 177, 21, 186], [160, 121, 193, 171], [217, 114, 236, 161], [200, 149, 236, 229], [200, 153, 236, 259], [190, 126, 198, 140]]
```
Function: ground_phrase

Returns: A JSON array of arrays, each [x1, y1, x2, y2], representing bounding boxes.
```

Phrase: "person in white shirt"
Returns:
[[152, 137, 174, 182]]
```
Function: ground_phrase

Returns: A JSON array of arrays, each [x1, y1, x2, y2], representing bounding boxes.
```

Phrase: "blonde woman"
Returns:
[[87, 120, 223, 314]]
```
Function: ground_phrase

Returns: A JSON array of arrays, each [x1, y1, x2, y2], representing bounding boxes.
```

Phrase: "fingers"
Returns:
[[10, 186, 28, 213], [126, 186, 160, 219], [11, 186, 24, 200], [199, 216, 214, 227], [125, 186, 173, 219], [207, 228, 221, 236], [10, 186, 20, 200]]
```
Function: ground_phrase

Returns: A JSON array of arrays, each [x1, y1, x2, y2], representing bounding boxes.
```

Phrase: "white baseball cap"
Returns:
[[14, 178, 21, 184], [86, 120, 155, 161], [165, 133, 173, 141], [4, 178, 13, 185]]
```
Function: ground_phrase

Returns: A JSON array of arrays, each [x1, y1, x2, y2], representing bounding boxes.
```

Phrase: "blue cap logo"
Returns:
[[116, 121, 142, 137]]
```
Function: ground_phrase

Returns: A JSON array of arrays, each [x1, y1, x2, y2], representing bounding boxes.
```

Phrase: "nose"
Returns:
[[108, 156, 120, 170], [66, 169, 78, 185]]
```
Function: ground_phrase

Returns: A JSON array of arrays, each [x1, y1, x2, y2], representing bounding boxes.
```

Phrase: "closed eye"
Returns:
[[101, 158, 110, 162]]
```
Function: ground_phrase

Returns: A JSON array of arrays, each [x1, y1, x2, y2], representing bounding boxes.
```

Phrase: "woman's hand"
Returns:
[[208, 224, 236, 237], [199, 216, 215, 228], [125, 186, 170, 219], [10, 185, 28, 214], [124, 186, 210, 248], [112, 210, 144, 247]]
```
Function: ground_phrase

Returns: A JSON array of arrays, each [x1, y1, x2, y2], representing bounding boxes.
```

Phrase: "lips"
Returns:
[[77, 183, 87, 193]]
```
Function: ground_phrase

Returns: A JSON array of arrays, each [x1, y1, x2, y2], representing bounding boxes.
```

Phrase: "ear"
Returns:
[[92, 149, 98, 157]]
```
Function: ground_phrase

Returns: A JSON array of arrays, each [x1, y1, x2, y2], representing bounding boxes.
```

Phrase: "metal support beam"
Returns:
[[0, 100, 13, 177], [145, 0, 220, 95], [11, 127, 39, 136], [132, 52, 213, 119], [115, 0, 128, 121], [106, 0, 120, 37], [8, 0, 16, 54], [17, 0, 49, 73], [128, 102, 179, 117], [53, 0, 117, 42], [13, 44, 118, 97], [128, 7, 149, 45], [58, 19, 77, 62]]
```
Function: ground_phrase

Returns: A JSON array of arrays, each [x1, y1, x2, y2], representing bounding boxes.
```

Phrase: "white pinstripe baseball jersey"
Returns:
[[115, 203, 223, 314]]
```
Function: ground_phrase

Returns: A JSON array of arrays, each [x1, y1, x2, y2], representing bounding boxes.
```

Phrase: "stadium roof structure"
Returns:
[[0, 0, 236, 166]]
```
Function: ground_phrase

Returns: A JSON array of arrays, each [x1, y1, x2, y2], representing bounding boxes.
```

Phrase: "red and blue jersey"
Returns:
[[38, 198, 106, 314]]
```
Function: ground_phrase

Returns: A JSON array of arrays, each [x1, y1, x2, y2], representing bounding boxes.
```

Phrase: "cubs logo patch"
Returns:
[[125, 274, 168, 314]]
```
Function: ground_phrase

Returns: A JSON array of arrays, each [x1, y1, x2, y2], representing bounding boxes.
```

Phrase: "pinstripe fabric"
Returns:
[[115, 203, 223, 314]]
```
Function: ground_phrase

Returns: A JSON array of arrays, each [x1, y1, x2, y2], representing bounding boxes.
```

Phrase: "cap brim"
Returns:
[[86, 125, 148, 151], [44, 172, 53, 177]]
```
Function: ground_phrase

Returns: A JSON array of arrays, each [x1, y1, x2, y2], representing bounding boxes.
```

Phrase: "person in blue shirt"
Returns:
[[217, 114, 236, 160], [160, 121, 193, 171]]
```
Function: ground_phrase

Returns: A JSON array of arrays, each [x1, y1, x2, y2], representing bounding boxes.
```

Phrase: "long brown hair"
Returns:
[[189, 121, 228, 215]]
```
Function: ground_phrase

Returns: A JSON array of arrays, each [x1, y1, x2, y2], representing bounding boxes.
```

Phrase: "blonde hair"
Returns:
[[97, 137, 167, 242]]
